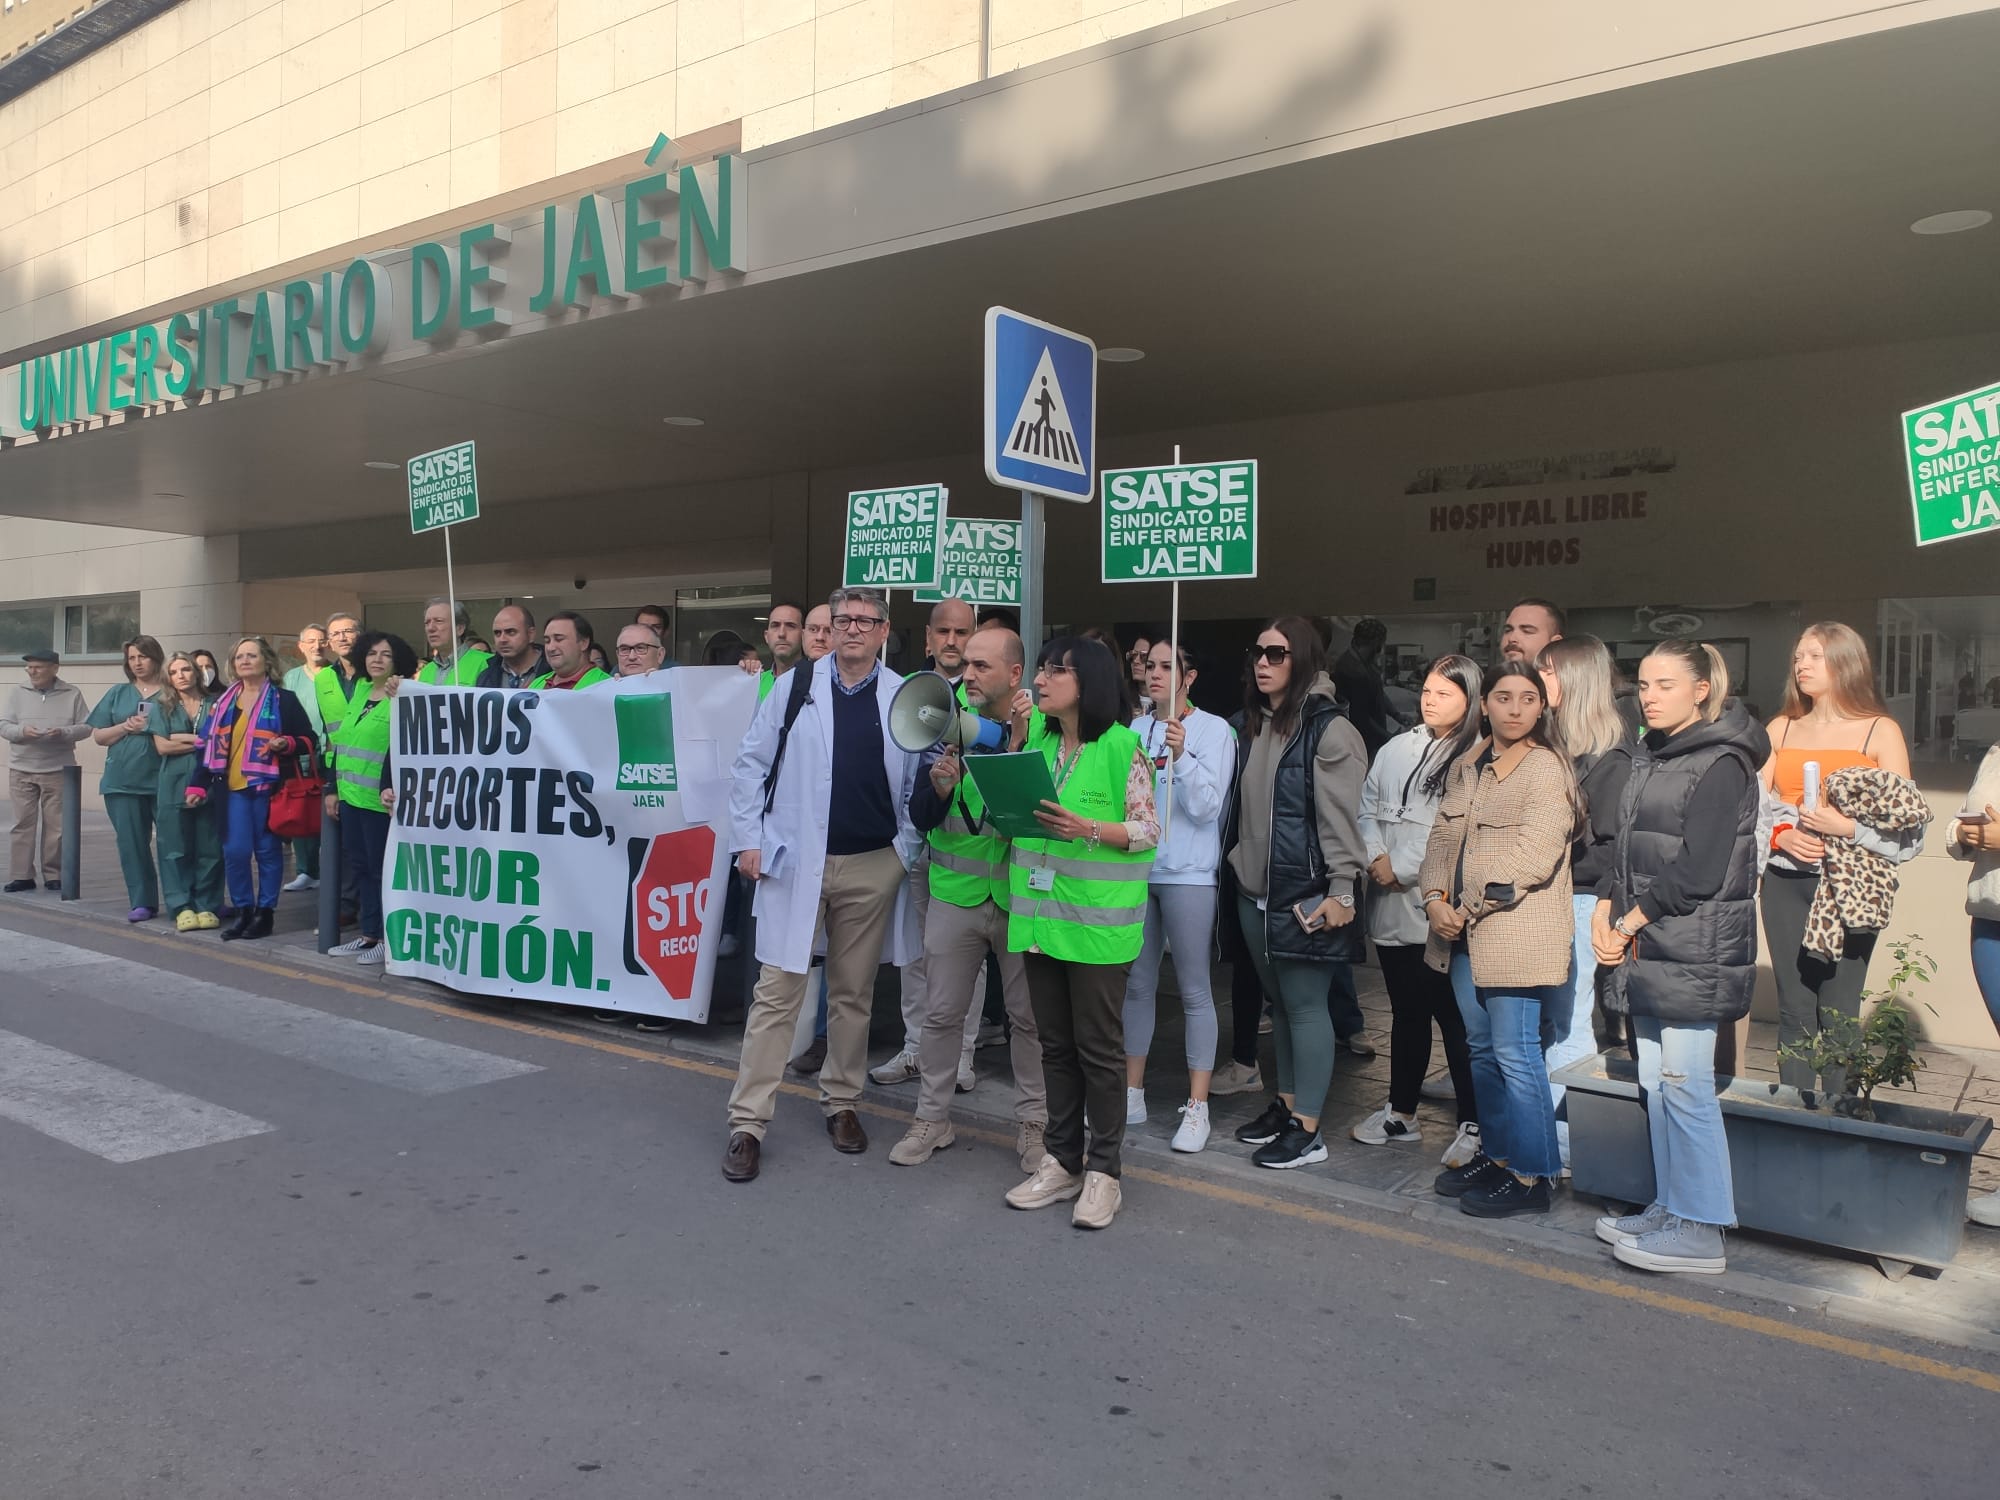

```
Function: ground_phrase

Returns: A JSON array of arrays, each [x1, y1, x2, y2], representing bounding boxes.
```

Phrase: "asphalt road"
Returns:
[[2, 910, 1994, 1500]]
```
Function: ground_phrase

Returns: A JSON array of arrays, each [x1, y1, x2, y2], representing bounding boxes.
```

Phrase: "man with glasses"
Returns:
[[605, 622, 668, 681], [723, 588, 921, 1183]]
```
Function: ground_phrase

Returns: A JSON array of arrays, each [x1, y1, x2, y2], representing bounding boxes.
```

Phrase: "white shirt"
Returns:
[[1130, 707, 1234, 885]]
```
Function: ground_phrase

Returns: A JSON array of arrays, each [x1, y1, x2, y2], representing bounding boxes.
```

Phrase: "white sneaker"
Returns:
[[1351, 1103, 1422, 1146], [1440, 1121, 1482, 1169], [1125, 1086, 1148, 1126], [1613, 1214, 1726, 1275], [355, 943, 384, 966], [327, 936, 374, 956], [283, 873, 318, 892], [1969, 1188, 2000, 1227], [889, 1119, 956, 1166], [869, 1048, 921, 1085], [1006, 1155, 1083, 1210], [1208, 1060, 1263, 1096], [1420, 1074, 1457, 1103], [956, 1047, 976, 1093], [1170, 1099, 1210, 1153], [1595, 1201, 1670, 1247], [1071, 1170, 1121, 1229], [975, 1023, 1008, 1051]]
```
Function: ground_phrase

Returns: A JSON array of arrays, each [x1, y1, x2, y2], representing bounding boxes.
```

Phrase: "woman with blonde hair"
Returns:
[[150, 651, 224, 932], [1759, 622, 1918, 1096], [1536, 635, 1640, 1165]]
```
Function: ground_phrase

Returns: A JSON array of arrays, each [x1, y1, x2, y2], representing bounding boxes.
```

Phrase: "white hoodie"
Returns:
[[1130, 707, 1234, 885], [1358, 723, 1460, 946]]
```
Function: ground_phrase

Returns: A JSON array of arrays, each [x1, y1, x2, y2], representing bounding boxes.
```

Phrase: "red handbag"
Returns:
[[268, 746, 324, 840]]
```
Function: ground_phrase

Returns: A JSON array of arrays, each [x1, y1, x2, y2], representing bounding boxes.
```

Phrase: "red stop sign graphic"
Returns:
[[630, 826, 718, 998]]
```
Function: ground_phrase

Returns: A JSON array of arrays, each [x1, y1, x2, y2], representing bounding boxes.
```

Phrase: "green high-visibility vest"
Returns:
[[329, 693, 392, 814], [1006, 722, 1152, 963], [418, 648, 492, 687], [927, 686, 1011, 911], [529, 667, 611, 691], [314, 664, 366, 738]]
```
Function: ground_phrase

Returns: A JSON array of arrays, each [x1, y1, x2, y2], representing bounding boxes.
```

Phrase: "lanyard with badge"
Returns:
[[1025, 744, 1083, 893]]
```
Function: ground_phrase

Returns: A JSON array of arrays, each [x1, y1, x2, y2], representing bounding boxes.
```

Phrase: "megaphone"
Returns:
[[888, 672, 1009, 755]]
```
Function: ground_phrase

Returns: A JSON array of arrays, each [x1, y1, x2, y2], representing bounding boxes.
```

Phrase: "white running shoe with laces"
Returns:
[[1595, 1201, 1670, 1247], [1351, 1103, 1422, 1146], [1125, 1086, 1147, 1126], [869, 1048, 921, 1085], [1440, 1121, 1482, 1169], [1170, 1099, 1210, 1153]]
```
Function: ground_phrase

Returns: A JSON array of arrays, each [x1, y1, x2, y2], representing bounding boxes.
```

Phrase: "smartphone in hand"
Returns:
[[1291, 901, 1326, 933]]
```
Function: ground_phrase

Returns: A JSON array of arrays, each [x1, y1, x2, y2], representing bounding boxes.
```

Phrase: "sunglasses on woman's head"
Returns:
[[1247, 645, 1291, 665]]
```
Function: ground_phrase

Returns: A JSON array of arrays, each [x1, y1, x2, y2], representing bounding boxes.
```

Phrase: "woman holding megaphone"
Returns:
[[1001, 635, 1160, 1231]]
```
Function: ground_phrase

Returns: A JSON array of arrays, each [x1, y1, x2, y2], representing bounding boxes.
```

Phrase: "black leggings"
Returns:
[[1229, 953, 1263, 1067], [1378, 942, 1476, 1122]]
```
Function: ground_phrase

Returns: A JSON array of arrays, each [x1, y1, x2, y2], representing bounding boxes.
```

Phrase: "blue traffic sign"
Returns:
[[984, 307, 1097, 502]]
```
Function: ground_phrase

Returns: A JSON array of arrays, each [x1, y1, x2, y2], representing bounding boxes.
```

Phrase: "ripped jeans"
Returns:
[[1633, 1016, 1735, 1227]]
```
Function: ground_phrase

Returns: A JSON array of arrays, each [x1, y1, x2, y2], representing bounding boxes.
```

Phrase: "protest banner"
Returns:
[[383, 670, 757, 1020]]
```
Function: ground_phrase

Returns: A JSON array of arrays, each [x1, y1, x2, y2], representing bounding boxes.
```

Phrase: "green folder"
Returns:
[[964, 751, 1062, 841]]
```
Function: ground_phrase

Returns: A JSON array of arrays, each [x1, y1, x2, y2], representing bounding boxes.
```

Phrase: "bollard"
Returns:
[[317, 805, 341, 954], [59, 763, 81, 901], [735, 871, 758, 1019]]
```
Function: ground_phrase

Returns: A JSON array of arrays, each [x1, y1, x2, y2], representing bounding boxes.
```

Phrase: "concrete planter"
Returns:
[[1554, 1054, 1994, 1276]]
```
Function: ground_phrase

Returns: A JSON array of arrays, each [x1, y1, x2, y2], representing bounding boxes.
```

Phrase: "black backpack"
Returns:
[[760, 661, 817, 816]]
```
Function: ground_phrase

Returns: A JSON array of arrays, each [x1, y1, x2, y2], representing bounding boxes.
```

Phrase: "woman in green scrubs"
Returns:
[[88, 635, 169, 921], [150, 651, 224, 931]]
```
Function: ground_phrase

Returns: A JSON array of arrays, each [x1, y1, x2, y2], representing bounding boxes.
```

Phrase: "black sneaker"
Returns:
[[1252, 1124, 1328, 1170], [1458, 1173, 1551, 1218], [1234, 1097, 1295, 1145], [43, 880, 60, 891], [1433, 1150, 1505, 1198]]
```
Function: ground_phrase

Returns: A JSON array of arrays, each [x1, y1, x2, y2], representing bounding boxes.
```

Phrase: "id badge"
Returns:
[[1027, 865, 1057, 894]]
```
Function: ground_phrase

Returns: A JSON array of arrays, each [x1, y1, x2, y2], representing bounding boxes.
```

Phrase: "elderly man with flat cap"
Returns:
[[1, 649, 92, 892]]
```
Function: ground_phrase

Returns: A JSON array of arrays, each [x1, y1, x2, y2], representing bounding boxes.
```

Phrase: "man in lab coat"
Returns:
[[722, 588, 921, 1182]]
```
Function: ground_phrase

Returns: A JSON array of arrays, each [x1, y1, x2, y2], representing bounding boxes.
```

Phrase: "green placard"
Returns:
[[913, 516, 1023, 605], [963, 751, 1063, 841], [1101, 460, 1257, 582], [1905, 380, 2000, 547], [408, 440, 480, 534], [844, 484, 946, 588], [613, 693, 677, 792]]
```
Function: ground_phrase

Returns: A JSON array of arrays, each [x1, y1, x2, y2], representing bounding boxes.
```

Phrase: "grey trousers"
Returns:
[[914, 896, 1045, 1124]]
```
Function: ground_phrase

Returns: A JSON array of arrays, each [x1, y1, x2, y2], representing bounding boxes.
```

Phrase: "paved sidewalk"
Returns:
[[24, 813, 2000, 1356]]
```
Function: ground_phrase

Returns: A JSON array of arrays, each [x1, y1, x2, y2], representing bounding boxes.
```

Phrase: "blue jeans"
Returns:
[[1543, 893, 1602, 1162], [1449, 951, 1562, 1180], [1972, 918, 2000, 1034], [221, 787, 282, 911], [342, 806, 391, 942], [1633, 1016, 1735, 1226]]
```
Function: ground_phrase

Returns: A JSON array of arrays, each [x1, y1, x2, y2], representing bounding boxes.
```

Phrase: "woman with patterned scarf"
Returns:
[[185, 636, 319, 942]]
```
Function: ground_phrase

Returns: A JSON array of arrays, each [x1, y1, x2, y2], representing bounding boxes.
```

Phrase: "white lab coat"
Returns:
[[727, 654, 923, 974]]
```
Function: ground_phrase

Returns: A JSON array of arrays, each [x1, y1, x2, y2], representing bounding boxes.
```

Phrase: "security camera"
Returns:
[[573, 577, 587, 590]]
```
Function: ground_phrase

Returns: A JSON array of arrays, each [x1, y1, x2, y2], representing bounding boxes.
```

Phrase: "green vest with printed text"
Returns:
[[1006, 722, 1151, 964]]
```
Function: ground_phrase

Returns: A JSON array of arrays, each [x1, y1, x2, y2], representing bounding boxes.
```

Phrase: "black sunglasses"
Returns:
[[1247, 645, 1292, 666]]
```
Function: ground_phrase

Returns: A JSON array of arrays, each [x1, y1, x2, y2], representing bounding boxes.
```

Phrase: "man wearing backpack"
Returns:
[[721, 588, 922, 1183]]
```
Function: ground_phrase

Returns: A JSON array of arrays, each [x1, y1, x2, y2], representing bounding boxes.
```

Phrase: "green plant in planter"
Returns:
[[1777, 939, 1938, 1120]]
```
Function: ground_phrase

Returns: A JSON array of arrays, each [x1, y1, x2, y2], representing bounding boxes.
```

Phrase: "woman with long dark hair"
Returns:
[[1759, 622, 1917, 1095], [1420, 660, 1581, 1218], [88, 634, 169, 921], [1220, 617, 1370, 1170], [186, 636, 318, 941], [1353, 655, 1482, 1164], [1001, 635, 1159, 1230], [325, 632, 418, 966], [1594, 641, 1769, 1273]]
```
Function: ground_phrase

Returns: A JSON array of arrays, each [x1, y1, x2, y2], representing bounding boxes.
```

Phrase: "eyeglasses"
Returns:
[[616, 643, 662, 656], [831, 615, 886, 632], [1247, 645, 1292, 666], [1035, 663, 1075, 677], [1127, 651, 1149, 664]]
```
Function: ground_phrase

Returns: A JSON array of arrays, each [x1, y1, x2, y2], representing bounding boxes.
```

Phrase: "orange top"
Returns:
[[1769, 716, 1884, 806]]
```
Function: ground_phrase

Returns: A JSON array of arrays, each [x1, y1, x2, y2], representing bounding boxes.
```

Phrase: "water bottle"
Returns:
[[1802, 760, 1821, 814]]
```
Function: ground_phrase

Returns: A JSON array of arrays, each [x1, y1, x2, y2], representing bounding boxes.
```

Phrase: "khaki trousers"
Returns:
[[728, 844, 906, 1139], [914, 896, 1045, 1125], [10, 768, 64, 883]]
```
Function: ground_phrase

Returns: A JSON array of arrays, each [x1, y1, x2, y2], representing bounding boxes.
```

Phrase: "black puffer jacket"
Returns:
[[1603, 703, 1770, 1024]]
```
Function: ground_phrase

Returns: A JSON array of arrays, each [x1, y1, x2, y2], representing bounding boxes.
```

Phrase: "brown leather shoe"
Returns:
[[826, 1109, 868, 1154], [722, 1131, 761, 1182]]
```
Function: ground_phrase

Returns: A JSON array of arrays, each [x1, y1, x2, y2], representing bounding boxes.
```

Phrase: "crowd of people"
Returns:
[[6, 591, 1999, 1255]]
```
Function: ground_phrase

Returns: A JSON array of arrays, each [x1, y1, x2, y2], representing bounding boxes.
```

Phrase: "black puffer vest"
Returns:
[[1604, 703, 1769, 1024], [1221, 692, 1366, 965]]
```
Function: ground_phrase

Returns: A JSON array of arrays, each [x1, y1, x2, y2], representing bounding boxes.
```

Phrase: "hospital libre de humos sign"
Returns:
[[1101, 460, 1259, 581], [1905, 379, 2000, 546], [1, 149, 744, 439]]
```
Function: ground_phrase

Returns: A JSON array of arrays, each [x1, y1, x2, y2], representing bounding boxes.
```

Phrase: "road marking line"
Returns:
[[0, 1028, 273, 1163], [14, 907, 2000, 1395], [0, 929, 541, 1096]]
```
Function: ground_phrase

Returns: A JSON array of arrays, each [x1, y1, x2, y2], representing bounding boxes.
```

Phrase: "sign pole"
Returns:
[[1019, 489, 1045, 658], [443, 525, 460, 677], [1162, 445, 1181, 844]]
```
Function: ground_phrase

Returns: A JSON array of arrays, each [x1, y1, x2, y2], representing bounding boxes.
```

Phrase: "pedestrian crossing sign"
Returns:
[[984, 307, 1096, 502]]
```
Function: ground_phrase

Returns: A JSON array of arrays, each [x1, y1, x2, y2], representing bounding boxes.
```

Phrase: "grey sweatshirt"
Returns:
[[1228, 674, 1368, 900], [0, 678, 93, 772]]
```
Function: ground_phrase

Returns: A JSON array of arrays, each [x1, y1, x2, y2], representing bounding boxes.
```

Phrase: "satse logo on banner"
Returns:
[[614, 693, 678, 792]]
